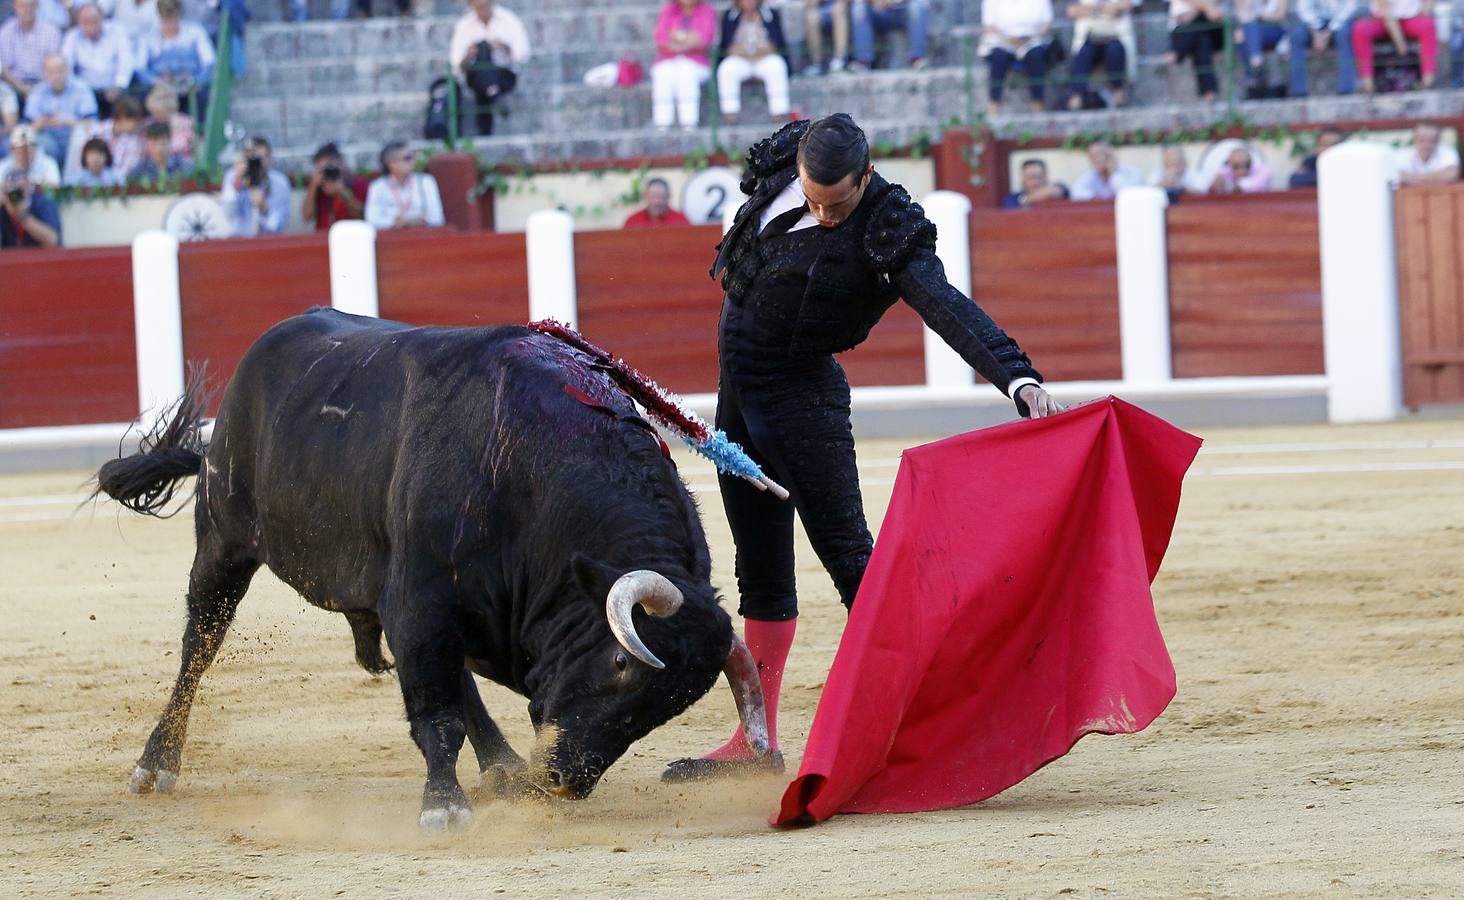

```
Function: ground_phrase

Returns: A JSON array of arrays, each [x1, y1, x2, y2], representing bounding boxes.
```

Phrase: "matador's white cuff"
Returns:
[[1006, 377, 1041, 400]]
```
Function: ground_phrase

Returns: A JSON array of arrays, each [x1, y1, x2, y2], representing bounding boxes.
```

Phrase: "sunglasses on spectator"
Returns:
[[392, 153, 418, 164]]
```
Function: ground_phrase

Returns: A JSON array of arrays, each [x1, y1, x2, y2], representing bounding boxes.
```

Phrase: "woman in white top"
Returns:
[[364, 141, 446, 230], [1066, 0, 1135, 109], [979, 0, 1054, 114]]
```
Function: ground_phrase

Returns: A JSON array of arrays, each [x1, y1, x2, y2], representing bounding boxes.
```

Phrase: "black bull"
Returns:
[[98, 308, 769, 831]]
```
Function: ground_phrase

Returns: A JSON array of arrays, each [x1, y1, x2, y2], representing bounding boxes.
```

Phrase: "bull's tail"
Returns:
[[93, 371, 210, 518]]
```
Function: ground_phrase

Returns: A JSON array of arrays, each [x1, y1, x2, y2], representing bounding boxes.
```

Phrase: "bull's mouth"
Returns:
[[528, 725, 605, 800]]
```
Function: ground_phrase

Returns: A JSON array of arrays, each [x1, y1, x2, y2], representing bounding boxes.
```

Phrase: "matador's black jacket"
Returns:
[[709, 119, 1044, 621]]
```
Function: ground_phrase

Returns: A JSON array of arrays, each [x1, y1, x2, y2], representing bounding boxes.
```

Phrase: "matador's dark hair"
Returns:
[[797, 113, 870, 187]]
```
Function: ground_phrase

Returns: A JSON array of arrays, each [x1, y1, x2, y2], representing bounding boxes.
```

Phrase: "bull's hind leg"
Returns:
[[130, 536, 257, 794], [379, 587, 474, 832]]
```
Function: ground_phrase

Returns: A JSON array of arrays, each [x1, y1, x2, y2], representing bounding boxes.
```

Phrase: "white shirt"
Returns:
[[100, 0, 161, 46], [1380, 0, 1425, 17], [753, 176, 1040, 404], [0, 148, 63, 187], [757, 176, 820, 234], [448, 5, 531, 71], [979, 0, 1054, 55], [1071, 165, 1143, 201], [365, 172, 446, 230], [1396, 142, 1461, 179], [63, 23, 136, 91]]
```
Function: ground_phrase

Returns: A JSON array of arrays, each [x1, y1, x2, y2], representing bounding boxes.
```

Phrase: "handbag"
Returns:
[[616, 56, 644, 87]]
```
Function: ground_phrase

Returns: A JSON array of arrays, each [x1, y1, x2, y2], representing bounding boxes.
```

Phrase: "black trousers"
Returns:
[[1171, 15, 1221, 96], [716, 349, 873, 622], [987, 46, 1049, 103]]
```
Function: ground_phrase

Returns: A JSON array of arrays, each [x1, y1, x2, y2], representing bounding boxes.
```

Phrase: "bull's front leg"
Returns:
[[380, 592, 473, 833]]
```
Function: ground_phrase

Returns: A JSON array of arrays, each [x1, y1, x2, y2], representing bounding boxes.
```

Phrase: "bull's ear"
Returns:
[[570, 553, 621, 598]]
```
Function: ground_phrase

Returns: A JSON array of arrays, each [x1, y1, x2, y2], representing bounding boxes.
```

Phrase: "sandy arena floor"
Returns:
[[2, 415, 1462, 897]]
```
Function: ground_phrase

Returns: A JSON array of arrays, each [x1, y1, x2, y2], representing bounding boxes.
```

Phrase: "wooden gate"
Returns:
[[1395, 182, 1464, 407]]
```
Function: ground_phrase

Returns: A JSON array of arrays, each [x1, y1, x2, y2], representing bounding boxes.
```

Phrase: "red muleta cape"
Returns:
[[774, 397, 1201, 826]]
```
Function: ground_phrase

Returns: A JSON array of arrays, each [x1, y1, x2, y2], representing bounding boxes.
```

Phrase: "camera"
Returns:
[[5, 188, 24, 206], [245, 155, 264, 187], [321, 163, 342, 181]]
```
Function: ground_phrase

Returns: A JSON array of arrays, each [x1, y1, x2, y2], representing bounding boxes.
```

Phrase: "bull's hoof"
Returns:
[[128, 766, 179, 795], [419, 802, 474, 833], [660, 751, 785, 784], [476, 762, 545, 801]]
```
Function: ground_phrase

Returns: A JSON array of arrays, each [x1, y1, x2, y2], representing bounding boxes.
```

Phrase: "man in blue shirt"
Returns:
[[127, 119, 185, 182], [220, 135, 290, 237], [0, 170, 62, 247], [22, 52, 96, 161]]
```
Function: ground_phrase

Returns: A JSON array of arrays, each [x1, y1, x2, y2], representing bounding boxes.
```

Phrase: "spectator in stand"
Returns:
[[449, 0, 529, 137], [1, 0, 65, 103], [0, 67, 19, 156], [1207, 145, 1273, 193], [134, 0, 214, 118], [1288, 126, 1343, 187], [1353, 0, 1438, 92], [103, 0, 160, 47], [979, 0, 1054, 114], [623, 177, 691, 227], [301, 141, 368, 232], [1070, 140, 1141, 200], [802, 0, 849, 75], [290, 0, 411, 19], [1, 169, 62, 247], [1149, 144, 1207, 199], [23, 52, 97, 160], [365, 140, 446, 230], [220, 135, 290, 237], [717, 0, 790, 125], [1167, 0, 1222, 102], [127, 118, 182, 180], [1296, 0, 1362, 95], [651, 0, 716, 132], [209, 0, 249, 79], [0, 124, 61, 185], [1395, 122, 1460, 183], [145, 81, 191, 156], [1002, 159, 1070, 208], [62, 3, 132, 117], [69, 134, 120, 185], [1452, 13, 1463, 88], [1066, 0, 1134, 110], [1238, 0, 1301, 98], [69, 92, 143, 180], [849, 0, 930, 70]]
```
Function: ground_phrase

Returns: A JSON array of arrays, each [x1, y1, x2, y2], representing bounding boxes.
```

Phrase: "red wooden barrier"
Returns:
[[178, 233, 332, 407], [376, 229, 529, 326], [0, 245, 138, 427], [969, 204, 1124, 382], [574, 225, 927, 395], [1166, 192, 1324, 378], [1396, 182, 1464, 406]]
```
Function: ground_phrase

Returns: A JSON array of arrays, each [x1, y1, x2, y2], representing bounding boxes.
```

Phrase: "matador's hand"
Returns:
[[1018, 384, 1068, 418]]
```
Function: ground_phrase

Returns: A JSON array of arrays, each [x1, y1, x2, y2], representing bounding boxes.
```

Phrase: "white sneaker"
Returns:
[[829, 57, 846, 73]]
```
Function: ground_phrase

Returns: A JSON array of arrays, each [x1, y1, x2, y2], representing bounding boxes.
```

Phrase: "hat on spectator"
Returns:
[[10, 124, 39, 148]]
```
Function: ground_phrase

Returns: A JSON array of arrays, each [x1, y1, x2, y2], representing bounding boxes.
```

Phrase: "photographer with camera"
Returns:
[[300, 142, 367, 232], [220, 134, 290, 237], [1, 170, 62, 248], [448, 0, 529, 136]]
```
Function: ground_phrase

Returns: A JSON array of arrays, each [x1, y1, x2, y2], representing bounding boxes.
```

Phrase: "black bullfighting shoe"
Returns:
[[660, 751, 786, 783]]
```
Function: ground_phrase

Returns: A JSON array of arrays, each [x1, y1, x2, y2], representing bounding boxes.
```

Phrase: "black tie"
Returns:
[[760, 202, 808, 240]]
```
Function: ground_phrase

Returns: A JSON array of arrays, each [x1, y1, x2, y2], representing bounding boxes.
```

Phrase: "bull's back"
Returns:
[[207, 309, 532, 609]]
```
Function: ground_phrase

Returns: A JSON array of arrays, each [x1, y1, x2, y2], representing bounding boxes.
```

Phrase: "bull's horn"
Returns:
[[724, 633, 771, 757], [605, 570, 684, 670]]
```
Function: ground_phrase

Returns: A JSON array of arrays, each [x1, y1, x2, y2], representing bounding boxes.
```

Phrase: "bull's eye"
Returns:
[[613, 651, 628, 672]]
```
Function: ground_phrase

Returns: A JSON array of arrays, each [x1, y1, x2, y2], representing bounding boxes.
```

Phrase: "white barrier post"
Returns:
[[921, 190, 976, 389], [1115, 186, 1173, 385], [526, 209, 578, 327], [130, 230, 184, 426], [1317, 143, 1403, 423], [329, 220, 379, 318]]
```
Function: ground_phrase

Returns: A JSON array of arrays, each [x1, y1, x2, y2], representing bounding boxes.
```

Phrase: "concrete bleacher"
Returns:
[[230, 0, 1462, 172]]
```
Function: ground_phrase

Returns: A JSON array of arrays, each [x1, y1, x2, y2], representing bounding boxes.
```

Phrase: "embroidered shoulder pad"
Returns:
[[863, 185, 937, 272], [740, 119, 812, 194]]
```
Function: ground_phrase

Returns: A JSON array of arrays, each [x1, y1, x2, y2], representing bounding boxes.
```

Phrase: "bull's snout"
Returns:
[[542, 767, 595, 800]]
